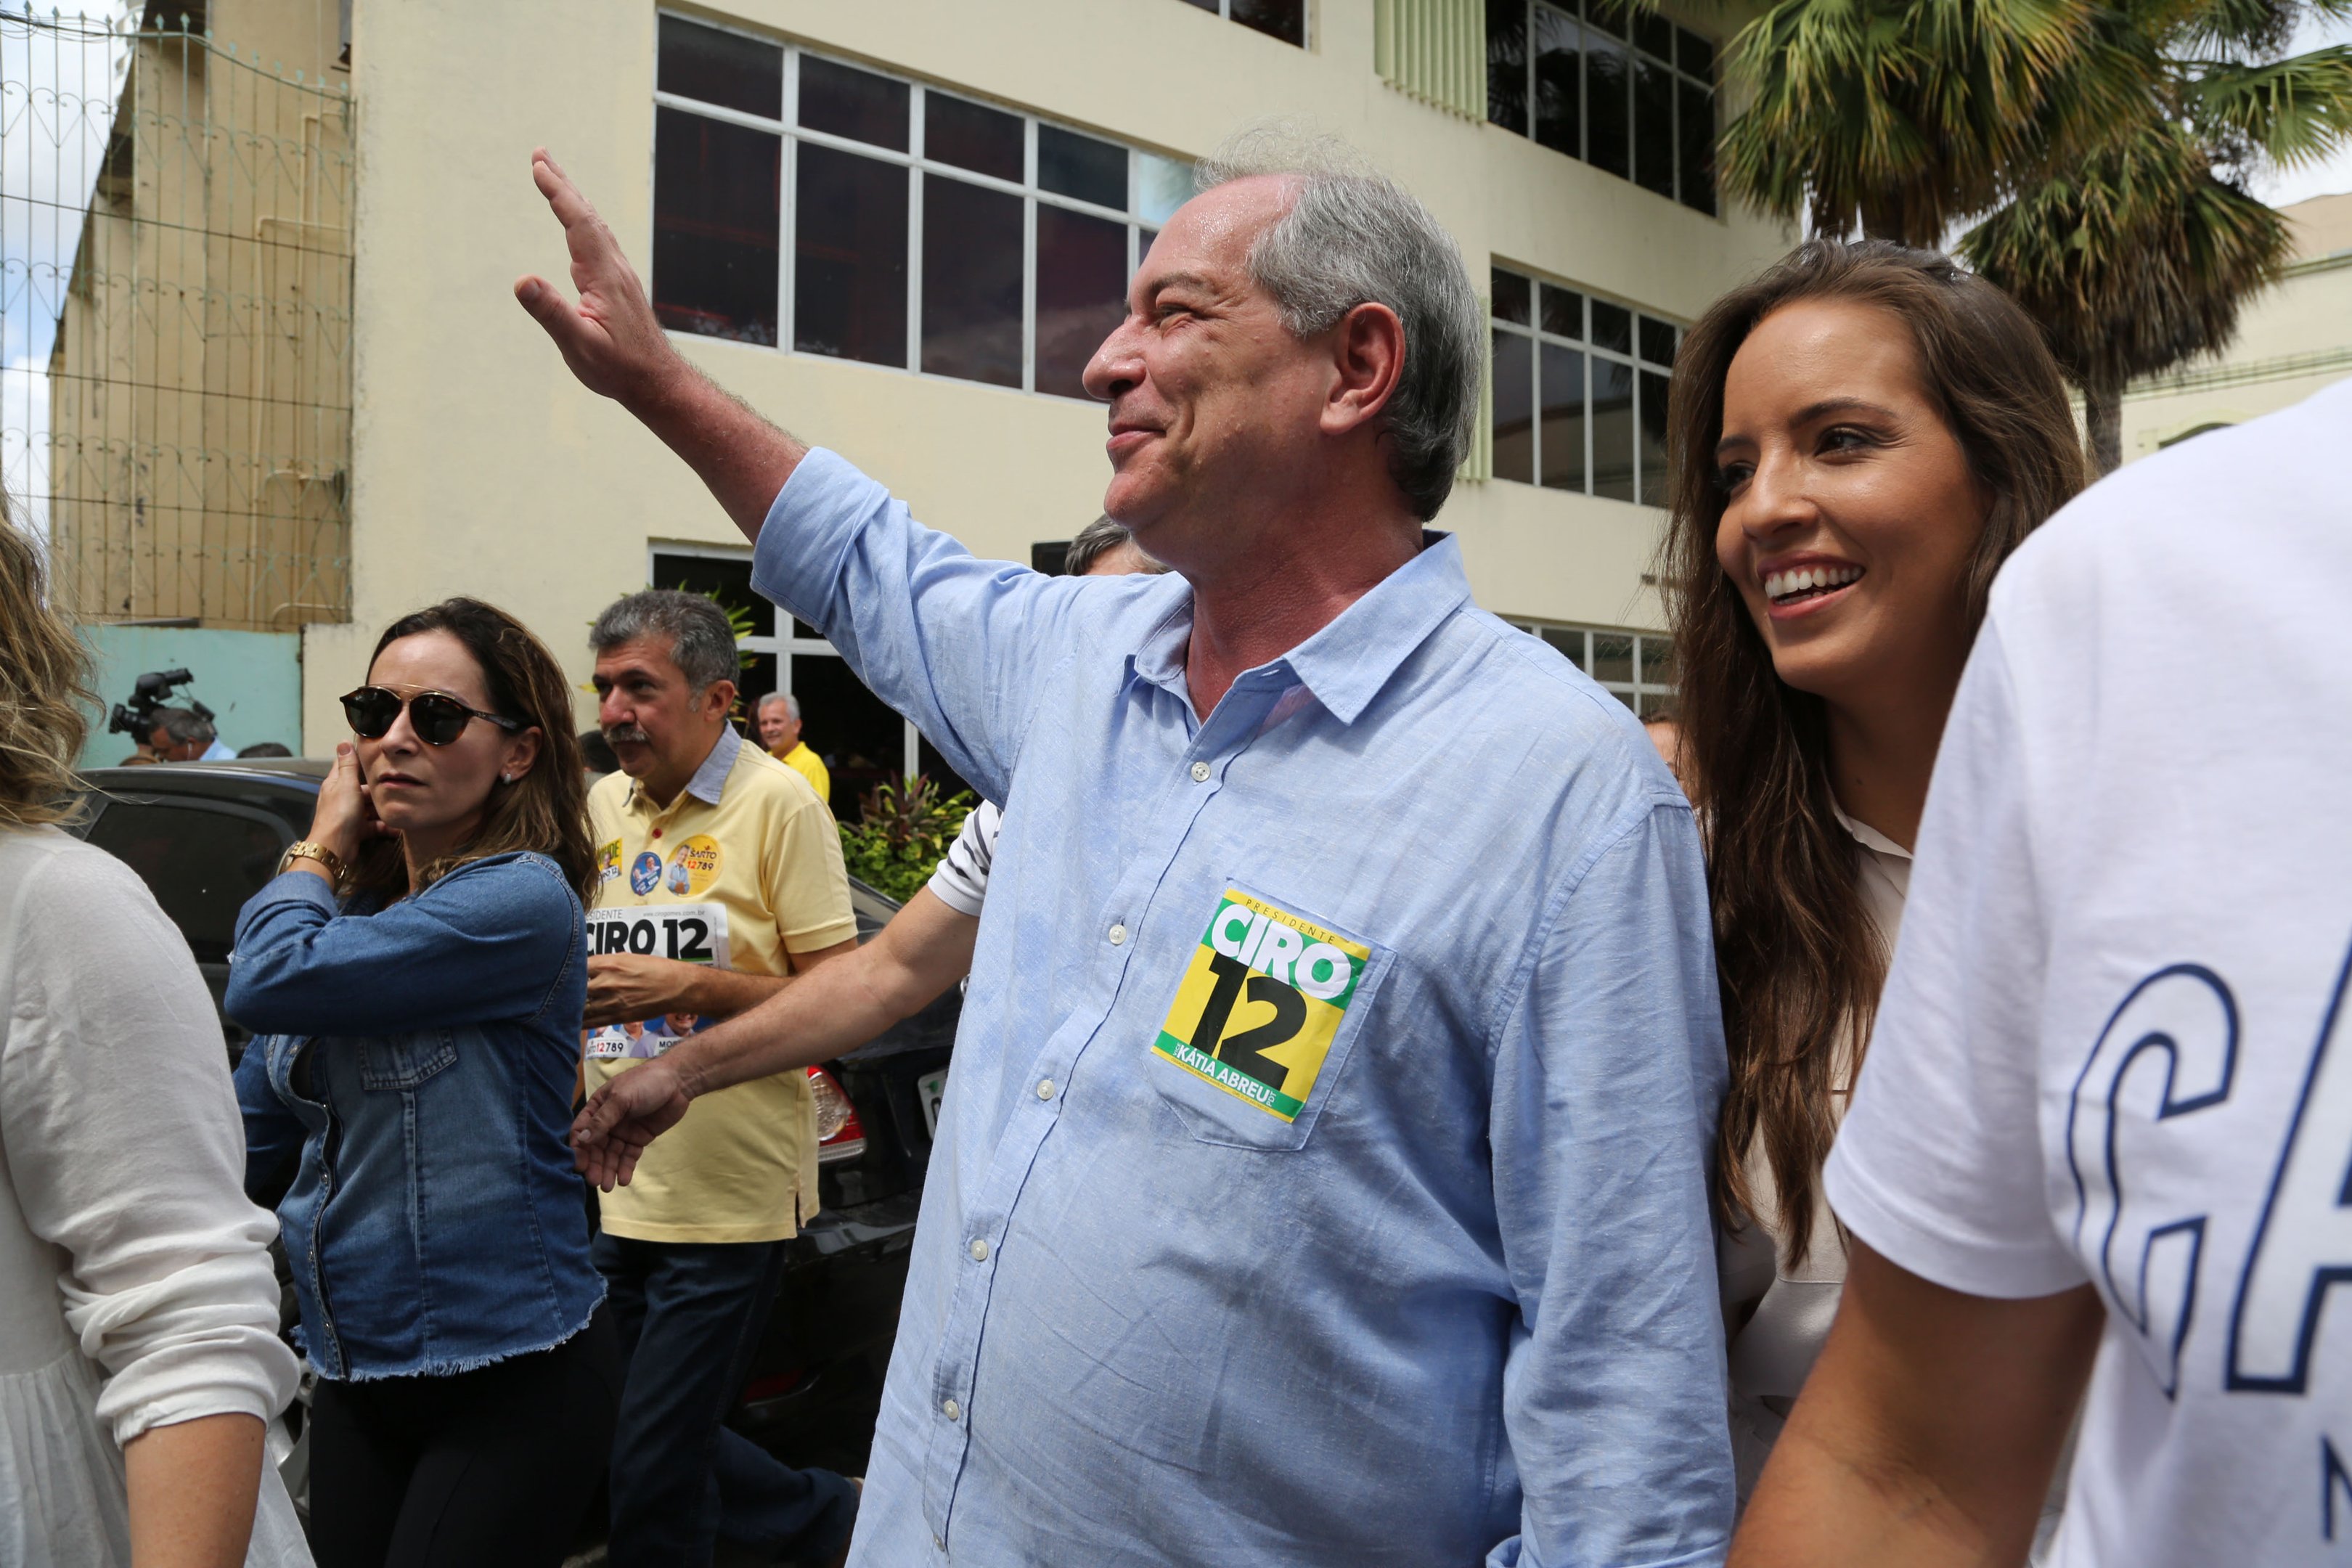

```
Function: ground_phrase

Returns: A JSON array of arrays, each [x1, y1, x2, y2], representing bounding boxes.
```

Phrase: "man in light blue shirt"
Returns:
[[539, 130, 1731, 1567]]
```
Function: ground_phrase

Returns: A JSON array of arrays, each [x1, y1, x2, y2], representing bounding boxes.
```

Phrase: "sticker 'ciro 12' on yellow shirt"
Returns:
[[1154, 889, 1369, 1121], [663, 833, 722, 896]]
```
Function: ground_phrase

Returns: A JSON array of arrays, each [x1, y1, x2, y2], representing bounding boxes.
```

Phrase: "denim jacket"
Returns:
[[229, 852, 603, 1381]]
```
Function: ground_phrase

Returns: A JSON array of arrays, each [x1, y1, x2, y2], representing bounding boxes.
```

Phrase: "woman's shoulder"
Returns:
[[1, 825, 179, 941], [428, 851, 581, 915]]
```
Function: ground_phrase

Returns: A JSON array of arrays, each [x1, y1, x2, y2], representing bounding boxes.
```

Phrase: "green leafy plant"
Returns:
[[838, 775, 976, 903]]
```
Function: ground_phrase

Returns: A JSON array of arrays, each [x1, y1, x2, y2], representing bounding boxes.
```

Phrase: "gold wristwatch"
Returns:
[[279, 840, 347, 882]]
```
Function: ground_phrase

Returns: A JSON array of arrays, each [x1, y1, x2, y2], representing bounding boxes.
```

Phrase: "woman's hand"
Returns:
[[306, 744, 387, 864]]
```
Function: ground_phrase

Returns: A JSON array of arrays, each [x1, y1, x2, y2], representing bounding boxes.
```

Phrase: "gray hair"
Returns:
[[153, 706, 216, 746], [1196, 123, 1483, 521], [1063, 515, 1167, 578], [756, 691, 801, 721], [589, 589, 739, 692]]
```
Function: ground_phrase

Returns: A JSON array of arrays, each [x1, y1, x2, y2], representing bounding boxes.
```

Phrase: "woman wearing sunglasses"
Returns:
[[229, 599, 614, 1568]]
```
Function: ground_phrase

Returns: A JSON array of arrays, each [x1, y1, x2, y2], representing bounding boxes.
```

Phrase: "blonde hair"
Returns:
[[0, 495, 97, 828]]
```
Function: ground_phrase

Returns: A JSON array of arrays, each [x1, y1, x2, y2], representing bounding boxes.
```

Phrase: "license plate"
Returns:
[[916, 1068, 949, 1138]]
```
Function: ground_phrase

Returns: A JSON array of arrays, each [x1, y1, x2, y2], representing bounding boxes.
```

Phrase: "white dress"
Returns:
[[0, 826, 310, 1567]]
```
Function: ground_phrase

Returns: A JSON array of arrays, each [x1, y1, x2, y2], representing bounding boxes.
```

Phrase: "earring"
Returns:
[[501, 772, 515, 783]]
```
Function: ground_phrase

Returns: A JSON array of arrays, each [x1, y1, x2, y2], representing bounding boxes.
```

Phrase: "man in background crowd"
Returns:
[[149, 706, 232, 761], [754, 691, 828, 804], [236, 741, 293, 759], [581, 588, 862, 1568]]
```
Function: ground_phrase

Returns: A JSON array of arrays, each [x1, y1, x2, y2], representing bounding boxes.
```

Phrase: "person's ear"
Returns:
[[1320, 300, 1405, 438], [702, 678, 738, 723], [500, 726, 543, 785]]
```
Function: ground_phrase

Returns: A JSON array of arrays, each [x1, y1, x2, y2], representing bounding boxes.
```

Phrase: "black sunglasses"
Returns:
[[341, 685, 523, 747]]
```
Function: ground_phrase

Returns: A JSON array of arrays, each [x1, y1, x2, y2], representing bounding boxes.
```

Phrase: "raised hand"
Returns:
[[513, 149, 682, 409], [306, 743, 391, 864], [571, 1056, 694, 1191]]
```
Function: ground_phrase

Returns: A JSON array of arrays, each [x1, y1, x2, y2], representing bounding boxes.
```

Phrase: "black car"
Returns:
[[70, 759, 952, 1477]]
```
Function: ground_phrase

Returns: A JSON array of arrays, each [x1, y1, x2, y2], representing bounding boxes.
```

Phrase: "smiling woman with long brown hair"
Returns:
[[1660, 240, 2086, 1508]]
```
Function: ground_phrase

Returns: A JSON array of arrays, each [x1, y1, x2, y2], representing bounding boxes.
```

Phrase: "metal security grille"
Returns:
[[2, 9, 354, 629]]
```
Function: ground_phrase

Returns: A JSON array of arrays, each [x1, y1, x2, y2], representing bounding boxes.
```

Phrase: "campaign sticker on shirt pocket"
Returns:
[[666, 834, 721, 896], [585, 902, 732, 968], [596, 839, 623, 884], [1153, 889, 1371, 1122], [629, 852, 663, 896]]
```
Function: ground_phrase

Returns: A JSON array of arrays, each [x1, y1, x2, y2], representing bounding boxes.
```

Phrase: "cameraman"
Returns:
[[151, 707, 233, 762]]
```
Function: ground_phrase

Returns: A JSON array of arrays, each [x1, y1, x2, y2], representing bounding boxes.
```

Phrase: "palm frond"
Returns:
[[2185, 45, 2352, 167]]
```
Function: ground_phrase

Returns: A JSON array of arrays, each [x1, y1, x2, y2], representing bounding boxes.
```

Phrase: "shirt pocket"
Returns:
[[357, 1029, 457, 1092], [1144, 883, 1394, 1153]]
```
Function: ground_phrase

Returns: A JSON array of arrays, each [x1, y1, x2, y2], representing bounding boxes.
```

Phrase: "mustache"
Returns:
[[602, 724, 650, 746]]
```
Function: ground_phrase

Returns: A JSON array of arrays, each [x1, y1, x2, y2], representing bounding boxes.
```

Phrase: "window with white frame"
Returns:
[[1486, 1, 1716, 216], [1489, 263, 1678, 504], [1177, 0, 1307, 46], [1512, 621, 1676, 716], [651, 15, 1193, 399]]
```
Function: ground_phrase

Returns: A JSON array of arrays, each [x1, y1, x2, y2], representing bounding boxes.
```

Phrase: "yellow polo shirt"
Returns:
[[585, 728, 858, 1242], [772, 740, 831, 807]]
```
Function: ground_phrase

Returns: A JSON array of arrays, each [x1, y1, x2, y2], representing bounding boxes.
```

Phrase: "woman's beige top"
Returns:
[[1719, 805, 1910, 1499]]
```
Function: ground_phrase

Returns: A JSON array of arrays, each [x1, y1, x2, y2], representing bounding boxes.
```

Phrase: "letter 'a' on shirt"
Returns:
[[585, 731, 857, 1244], [1825, 377, 2352, 1568]]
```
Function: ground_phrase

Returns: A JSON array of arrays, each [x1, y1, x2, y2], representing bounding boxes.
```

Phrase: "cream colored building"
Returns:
[[52, 0, 1794, 799], [2117, 191, 2352, 462]]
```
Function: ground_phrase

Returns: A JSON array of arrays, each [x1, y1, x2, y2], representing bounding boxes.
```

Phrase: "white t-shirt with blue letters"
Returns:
[[1825, 378, 2352, 1567]]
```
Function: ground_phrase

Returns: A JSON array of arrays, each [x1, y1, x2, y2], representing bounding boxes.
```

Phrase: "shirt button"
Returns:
[[968, 1237, 989, 1262], [1190, 760, 1211, 783], [1107, 923, 1127, 946], [650, 828, 662, 840], [1037, 1078, 1056, 1100], [942, 1397, 960, 1421]]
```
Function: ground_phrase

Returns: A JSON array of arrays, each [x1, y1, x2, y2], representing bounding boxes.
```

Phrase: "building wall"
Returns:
[[2117, 192, 2352, 461], [301, 0, 1791, 751]]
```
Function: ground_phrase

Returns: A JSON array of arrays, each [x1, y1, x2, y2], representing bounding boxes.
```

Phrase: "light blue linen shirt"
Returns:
[[755, 451, 1732, 1568]]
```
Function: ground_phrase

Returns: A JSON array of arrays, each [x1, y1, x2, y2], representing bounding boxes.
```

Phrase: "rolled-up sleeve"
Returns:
[[1485, 801, 1734, 1568], [748, 449, 1097, 806], [226, 854, 579, 1036], [4, 851, 296, 1445]]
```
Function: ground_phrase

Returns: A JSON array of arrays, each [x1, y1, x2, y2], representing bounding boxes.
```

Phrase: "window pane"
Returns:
[[1035, 205, 1127, 399], [1040, 126, 1127, 208], [86, 804, 284, 965], [1638, 314, 1676, 365], [1677, 26, 1714, 78], [1678, 80, 1717, 215], [1540, 282, 1583, 340], [1589, 298, 1631, 353], [1538, 343, 1585, 492], [790, 653, 905, 821], [1181, 0, 1217, 9], [653, 107, 780, 346], [1634, 12, 1673, 60], [1592, 632, 1634, 683], [1593, 356, 1635, 500], [1491, 329, 1535, 483], [1138, 152, 1193, 224], [920, 174, 1022, 388], [1492, 267, 1532, 326], [1638, 688, 1673, 718], [658, 15, 780, 119], [1532, 4, 1581, 158], [926, 92, 1022, 181], [799, 56, 908, 151], [1584, 25, 1630, 179], [794, 143, 907, 367], [1634, 52, 1675, 197], [1232, 0, 1307, 45], [1487, 0, 1529, 135], [1637, 369, 1673, 504], [1541, 626, 1587, 667], [650, 550, 776, 637], [1638, 632, 1674, 687]]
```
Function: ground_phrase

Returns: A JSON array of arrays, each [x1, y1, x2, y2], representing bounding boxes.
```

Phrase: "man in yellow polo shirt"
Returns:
[[754, 690, 830, 804], [582, 589, 860, 1568]]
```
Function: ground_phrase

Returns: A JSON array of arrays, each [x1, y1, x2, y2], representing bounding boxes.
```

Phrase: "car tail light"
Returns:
[[809, 1066, 866, 1164]]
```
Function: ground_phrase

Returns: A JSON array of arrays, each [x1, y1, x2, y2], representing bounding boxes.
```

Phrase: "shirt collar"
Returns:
[[1128, 532, 1471, 726], [632, 724, 742, 814], [1832, 800, 1914, 862]]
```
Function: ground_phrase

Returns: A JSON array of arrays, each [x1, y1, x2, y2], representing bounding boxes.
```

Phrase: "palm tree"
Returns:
[[1718, 0, 2352, 473]]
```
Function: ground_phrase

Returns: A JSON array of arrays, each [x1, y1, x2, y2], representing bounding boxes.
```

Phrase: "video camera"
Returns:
[[107, 669, 214, 739]]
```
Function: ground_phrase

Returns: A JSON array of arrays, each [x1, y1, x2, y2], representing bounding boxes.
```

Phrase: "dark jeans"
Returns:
[[594, 1232, 859, 1567], [307, 1306, 620, 1568]]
